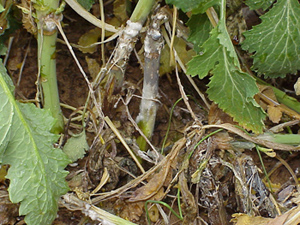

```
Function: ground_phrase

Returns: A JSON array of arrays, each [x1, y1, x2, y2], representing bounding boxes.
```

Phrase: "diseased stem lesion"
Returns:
[[136, 10, 167, 151], [92, 0, 156, 111]]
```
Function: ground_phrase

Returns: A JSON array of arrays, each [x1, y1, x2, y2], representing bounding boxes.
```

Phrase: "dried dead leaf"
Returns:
[[257, 84, 300, 121], [267, 105, 282, 123], [17, 0, 37, 35], [0, 190, 19, 225], [231, 213, 272, 225], [0, 165, 8, 183], [91, 137, 186, 205], [267, 214, 290, 225], [179, 173, 197, 224], [128, 161, 171, 202], [67, 171, 84, 190], [148, 204, 159, 223], [258, 85, 277, 100], [282, 204, 300, 225], [232, 205, 300, 225], [203, 123, 299, 151], [294, 77, 300, 95], [117, 200, 144, 222]]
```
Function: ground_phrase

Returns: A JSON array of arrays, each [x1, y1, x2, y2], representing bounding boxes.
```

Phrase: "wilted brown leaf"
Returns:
[[128, 160, 172, 202], [267, 105, 282, 123], [231, 213, 272, 225], [117, 200, 144, 222], [232, 204, 300, 225], [17, 0, 37, 35], [179, 173, 197, 224]]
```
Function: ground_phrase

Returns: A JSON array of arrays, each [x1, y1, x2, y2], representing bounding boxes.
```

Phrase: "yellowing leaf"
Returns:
[[78, 28, 101, 53], [113, 0, 129, 23], [160, 37, 194, 75], [231, 213, 272, 225]]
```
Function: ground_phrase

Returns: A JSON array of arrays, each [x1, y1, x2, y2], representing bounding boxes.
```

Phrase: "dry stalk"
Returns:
[[61, 193, 137, 225], [203, 123, 300, 151]]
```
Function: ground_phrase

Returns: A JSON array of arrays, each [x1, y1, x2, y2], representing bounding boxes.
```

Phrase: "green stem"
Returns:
[[36, 0, 64, 133], [130, 0, 155, 23]]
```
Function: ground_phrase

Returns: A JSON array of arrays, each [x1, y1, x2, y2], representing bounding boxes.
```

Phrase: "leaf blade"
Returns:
[[208, 55, 265, 132], [165, 0, 201, 12], [242, 0, 300, 77], [187, 25, 265, 133], [245, 0, 275, 10], [187, 13, 213, 53], [0, 61, 70, 225]]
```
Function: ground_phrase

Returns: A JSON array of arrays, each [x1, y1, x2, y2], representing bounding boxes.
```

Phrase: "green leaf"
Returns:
[[63, 131, 89, 162], [187, 13, 213, 53], [165, 0, 201, 12], [242, 0, 300, 78], [187, 25, 265, 133], [191, 0, 219, 14], [0, 61, 70, 225], [217, 20, 240, 66], [187, 28, 220, 78], [77, 0, 95, 11], [245, 0, 275, 10], [166, 0, 219, 13]]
